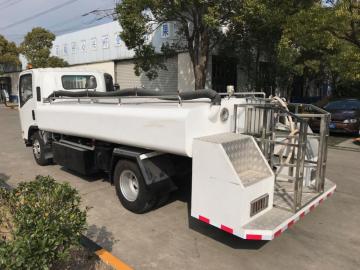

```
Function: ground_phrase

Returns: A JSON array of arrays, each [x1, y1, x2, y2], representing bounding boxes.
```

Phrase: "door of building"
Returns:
[[212, 56, 237, 93]]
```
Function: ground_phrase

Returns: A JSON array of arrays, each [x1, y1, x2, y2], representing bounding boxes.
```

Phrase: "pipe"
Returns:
[[48, 89, 221, 105]]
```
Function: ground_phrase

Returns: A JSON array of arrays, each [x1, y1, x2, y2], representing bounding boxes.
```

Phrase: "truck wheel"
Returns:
[[32, 131, 51, 166], [114, 160, 157, 214]]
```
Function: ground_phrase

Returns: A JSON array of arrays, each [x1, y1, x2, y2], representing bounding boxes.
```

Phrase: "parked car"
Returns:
[[310, 99, 360, 135]]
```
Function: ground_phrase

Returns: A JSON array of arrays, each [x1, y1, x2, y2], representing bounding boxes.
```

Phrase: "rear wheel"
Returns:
[[114, 160, 157, 213], [32, 131, 52, 166]]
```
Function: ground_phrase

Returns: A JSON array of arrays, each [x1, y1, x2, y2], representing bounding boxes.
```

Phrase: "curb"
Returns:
[[329, 145, 360, 152], [0, 103, 18, 109], [80, 235, 133, 270]]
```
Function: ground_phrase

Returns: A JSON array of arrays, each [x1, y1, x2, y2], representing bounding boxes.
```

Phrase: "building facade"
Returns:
[[51, 21, 239, 93]]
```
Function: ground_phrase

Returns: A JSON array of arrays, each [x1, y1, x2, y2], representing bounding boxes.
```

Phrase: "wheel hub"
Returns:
[[119, 170, 139, 202], [32, 139, 41, 160]]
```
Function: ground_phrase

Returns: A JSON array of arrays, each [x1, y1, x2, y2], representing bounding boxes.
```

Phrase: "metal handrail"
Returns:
[[234, 99, 329, 212], [290, 103, 330, 115], [219, 92, 266, 98], [44, 94, 186, 106], [238, 103, 309, 124]]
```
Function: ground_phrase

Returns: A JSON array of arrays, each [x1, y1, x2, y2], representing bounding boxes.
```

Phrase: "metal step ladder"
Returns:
[[234, 98, 331, 213]]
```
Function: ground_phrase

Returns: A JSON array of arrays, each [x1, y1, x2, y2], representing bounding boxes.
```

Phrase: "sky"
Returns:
[[0, 0, 118, 44]]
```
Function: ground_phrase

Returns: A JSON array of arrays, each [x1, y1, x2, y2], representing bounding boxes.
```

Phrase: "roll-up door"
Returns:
[[115, 56, 178, 93]]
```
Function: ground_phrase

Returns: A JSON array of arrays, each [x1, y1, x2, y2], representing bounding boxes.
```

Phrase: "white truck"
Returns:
[[18, 68, 336, 240]]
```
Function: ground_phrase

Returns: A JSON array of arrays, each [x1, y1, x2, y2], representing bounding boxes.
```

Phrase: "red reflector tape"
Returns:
[[274, 230, 282, 238], [288, 220, 295, 228], [198, 215, 210, 224], [220, 225, 233, 234], [246, 234, 262, 240]]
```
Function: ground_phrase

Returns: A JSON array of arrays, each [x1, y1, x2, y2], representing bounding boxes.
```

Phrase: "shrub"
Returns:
[[0, 176, 87, 270]]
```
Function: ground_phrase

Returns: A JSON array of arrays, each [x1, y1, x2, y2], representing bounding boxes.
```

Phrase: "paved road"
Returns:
[[1, 106, 359, 270]]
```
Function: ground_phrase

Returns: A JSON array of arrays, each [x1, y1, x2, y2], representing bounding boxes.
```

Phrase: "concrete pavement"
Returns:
[[1, 105, 359, 270]]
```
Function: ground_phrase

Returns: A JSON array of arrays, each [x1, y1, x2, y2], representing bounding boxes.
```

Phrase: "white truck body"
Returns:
[[36, 99, 248, 157], [18, 68, 336, 241]]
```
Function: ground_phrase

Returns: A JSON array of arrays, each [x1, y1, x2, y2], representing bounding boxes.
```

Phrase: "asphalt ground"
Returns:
[[1, 105, 359, 270]]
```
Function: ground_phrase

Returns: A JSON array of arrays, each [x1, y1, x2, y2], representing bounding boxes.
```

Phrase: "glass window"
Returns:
[[80, 40, 86, 52], [55, 45, 60, 56], [91, 38, 97, 50], [114, 32, 121, 46], [63, 44, 68, 55], [71, 42, 76, 54], [19, 74, 32, 107], [102, 35, 110, 49], [61, 75, 97, 90]]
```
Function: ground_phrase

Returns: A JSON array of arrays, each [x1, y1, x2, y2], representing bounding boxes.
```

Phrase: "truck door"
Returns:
[[18, 73, 36, 141]]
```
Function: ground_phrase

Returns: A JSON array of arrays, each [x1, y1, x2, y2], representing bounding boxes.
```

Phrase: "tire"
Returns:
[[32, 131, 51, 166], [155, 193, 170, 208], [114, 159, 157, 214]]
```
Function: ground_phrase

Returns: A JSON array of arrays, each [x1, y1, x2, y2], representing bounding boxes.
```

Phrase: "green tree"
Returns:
[[221, 0, 314, 94], [278, 0, 360, 96], [21, 27, 68, 68], [324, 0, 359, 49], [0, 35, 20, 74], [116, 0, 236, 89]]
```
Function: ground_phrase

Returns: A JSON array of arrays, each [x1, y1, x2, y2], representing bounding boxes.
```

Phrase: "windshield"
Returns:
[[325, 100, 360, 111]]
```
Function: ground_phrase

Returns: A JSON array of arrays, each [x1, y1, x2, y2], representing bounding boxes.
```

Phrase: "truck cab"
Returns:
[[18, 68, 113, 144]]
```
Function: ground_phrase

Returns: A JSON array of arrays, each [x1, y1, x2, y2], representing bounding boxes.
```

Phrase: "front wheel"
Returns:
[[32, 131, 52, 166], [114, 160, 157, 214]]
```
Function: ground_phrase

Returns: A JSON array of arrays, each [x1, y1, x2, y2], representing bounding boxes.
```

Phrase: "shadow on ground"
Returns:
[[0, 173, 12, 190], [159, 177, 267, 250], [85, 225, 118, 252], [60, 167, 110, 183]]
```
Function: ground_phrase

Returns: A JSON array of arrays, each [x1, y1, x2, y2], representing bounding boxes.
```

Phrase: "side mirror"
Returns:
[[114, 83, 120, 91]]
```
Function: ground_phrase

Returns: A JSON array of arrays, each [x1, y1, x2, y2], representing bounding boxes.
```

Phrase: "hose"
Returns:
[[271, 96, 299, 175], [48, 89, 221, 105]]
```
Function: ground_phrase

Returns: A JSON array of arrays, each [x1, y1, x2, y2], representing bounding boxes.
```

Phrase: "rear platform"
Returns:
[[240, 179, 336, 240], [194, 99, 336, 240]]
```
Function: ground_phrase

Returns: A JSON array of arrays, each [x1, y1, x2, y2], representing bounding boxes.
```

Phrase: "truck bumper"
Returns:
[[196, 178, 336, 240]]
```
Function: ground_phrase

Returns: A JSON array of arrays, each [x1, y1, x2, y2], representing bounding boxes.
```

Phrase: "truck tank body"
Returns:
[[36, 98, 247, 157]]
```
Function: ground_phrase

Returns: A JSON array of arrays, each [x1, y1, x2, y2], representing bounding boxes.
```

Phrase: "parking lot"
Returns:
[[1, 105, 359, 270]]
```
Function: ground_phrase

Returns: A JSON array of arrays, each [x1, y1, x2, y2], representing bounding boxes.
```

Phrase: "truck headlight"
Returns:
[[343, 119, 357, 124]]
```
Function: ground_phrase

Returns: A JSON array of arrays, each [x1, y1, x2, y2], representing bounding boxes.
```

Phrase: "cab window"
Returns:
[[19, 74, 33, 107], [61, 75, 97, 90]]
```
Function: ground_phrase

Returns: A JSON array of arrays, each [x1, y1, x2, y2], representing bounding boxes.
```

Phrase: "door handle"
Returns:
[[32, 110, 35, 120]]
